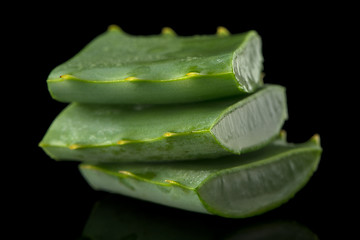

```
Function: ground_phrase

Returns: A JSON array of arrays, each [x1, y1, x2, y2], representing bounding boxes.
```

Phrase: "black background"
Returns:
[[9, 4, 355, 239]]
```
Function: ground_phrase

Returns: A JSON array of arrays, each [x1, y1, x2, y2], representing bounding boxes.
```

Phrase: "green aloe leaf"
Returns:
[[47, 26, 263, 104], [80, 195, 318, 239], [79, 134, 322, 218], [39, 85, 287, 163]]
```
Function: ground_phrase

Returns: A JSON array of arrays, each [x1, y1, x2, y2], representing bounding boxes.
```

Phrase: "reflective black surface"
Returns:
[[12, 6, 353, 239], [79, 195, 318, 240]]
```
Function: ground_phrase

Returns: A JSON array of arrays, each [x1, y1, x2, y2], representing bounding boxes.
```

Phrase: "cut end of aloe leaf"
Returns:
[[198, 151, 321, 218], [197, 135, 322, 218], [211, 85, 287, 154], [233, 32, 263, 92]]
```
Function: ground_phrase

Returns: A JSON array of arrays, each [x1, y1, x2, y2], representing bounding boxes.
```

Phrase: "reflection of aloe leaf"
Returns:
[[120, 234, 137, 240], [80, 135, 321, 218], [80, 195, 318, 240], [224, 221, 318, 240], [81, 196, 213, 240]]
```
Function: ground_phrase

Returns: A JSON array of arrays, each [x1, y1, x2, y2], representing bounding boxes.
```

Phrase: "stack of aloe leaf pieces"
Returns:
[[39, 25, 322, 218]]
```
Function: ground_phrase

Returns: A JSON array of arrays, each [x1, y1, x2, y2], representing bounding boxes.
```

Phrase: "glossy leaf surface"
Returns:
[[40, 85, 287, 162], [80, 195, 318, 239], [79, 135, 322, 218], [47, 26, 263, 104]]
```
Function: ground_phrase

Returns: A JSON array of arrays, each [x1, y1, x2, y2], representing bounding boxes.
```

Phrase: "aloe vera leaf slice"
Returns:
[[39, 85, 287, 162], [47, 26, 263, 104], [79, 134, 322, 218]]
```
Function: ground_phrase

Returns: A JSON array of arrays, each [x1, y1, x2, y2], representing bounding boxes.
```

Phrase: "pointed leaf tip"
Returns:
[[118, 171, 136, 177], [279, 130, 287, 140], [161, 27, 176, 36], [60, 74, 75, 80], [164, 180, 188, 189], [185, 72, 200, 77], [107, 24, 122, 32], [124, 76, 139, 81], [69, 144, 81, 150], [117, 140, 130, 145], [164, 179, 178, 184], [80, 164, 93, 170], [163, 132, 177, 137], [217, 26, 230, 36], [311, 134, 321, 145]]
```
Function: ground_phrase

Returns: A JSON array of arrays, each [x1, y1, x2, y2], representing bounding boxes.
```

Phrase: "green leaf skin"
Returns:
[[39, 85, 287, 163], [47, 27, 263, 104], [79, 134, 322, 218]]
